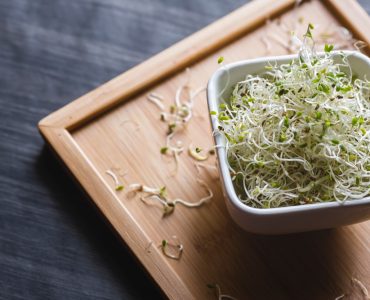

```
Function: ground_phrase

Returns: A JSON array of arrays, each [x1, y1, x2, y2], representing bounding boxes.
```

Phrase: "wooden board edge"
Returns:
[[38, 125, 194, 300], [36, 1, 370, 298], [38, 0, 295, 131]]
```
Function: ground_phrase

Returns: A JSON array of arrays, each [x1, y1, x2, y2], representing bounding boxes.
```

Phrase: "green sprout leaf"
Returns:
[[168, 123, 176, 134], [324, 44, 334, 53], [159, 186, 167, 198], [304, 23, 315, 38], [331, 139, 340, 145], [160, 147, 168, 154], [352, 117, 359, 126], [283, 116, 289, 127], [115, 185, 124, 191], [219, 116, 230, 121]]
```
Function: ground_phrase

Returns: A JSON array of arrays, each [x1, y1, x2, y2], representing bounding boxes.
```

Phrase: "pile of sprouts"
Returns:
[[214, 24, 370, 208]]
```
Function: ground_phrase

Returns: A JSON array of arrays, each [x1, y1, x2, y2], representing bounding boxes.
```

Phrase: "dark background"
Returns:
[[1, 1, 369, 299]]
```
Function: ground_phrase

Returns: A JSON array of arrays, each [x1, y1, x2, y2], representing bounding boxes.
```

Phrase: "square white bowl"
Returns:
[[207, 51, 370, 235]]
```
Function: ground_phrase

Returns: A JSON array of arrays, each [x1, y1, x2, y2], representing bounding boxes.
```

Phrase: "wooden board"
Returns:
[[39, 0, 370, 299]]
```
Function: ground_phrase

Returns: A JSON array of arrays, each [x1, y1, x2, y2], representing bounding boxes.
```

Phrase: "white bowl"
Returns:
[[207, 51, 370, 234]]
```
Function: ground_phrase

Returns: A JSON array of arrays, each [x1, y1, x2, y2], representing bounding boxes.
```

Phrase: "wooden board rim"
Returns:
[[38, 1, 370, 299]]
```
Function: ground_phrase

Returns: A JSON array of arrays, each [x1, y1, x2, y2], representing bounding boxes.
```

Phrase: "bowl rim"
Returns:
[[207, 50, 370, 215]]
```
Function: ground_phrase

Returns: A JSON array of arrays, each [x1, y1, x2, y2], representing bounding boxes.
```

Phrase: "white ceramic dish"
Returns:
[[207, 51, 370, 234]]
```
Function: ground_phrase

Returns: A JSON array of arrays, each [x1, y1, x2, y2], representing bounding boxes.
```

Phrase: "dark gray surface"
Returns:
[[0, 1, 369, 299]]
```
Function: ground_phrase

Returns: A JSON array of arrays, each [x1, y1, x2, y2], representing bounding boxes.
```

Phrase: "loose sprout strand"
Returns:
[[128, 179, 213, 216], [150, 68, 206, 173], [105, 170, 124, 191], [147, 92, 165, 111], [173, 179, 213, 208], [160, 236, 183, 260], [207, 283, 238, 300], [334, 278, 370, 300], [194, 162, 219, 179], [188, 143, 209, 161], [352, 278, 370, 299]]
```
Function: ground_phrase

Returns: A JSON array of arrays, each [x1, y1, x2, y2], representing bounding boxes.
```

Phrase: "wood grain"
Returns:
[[39, 0, 370, 299]]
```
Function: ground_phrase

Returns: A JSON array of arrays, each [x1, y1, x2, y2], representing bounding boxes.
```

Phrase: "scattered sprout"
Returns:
[[159, 186, 167, 198], [105, 170, 125, 192], [172, 178, 213, 208], [195, 162, 219, 177], [163, 202, 175, 217], [335, 278, 369, 300], [115, 185, 124, 191], [160, 236, 183, 260], [147, 93, 165, 111], [167, 123, 176, 135], [189, 144, 209, 161], [160, 112, 166, 122], [149, 68, 206, 174], [207, 283, 238, 300], [129, 179, 213, 217], [160, 147, 169, 154], [351, 278, 369, 299], [217, 56, 224, 64], [195, 147, 202, 153], [354, 40, 368, 52]]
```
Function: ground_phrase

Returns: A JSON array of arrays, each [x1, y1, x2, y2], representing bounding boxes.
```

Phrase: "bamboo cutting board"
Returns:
[[39, 0, 370, 299]]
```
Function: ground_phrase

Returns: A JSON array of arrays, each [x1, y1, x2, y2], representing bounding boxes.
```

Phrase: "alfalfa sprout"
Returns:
[[207, 283, 238, 300], [105, 170, 125, 191], [160, 236, 183, 260], [128, 179, 213, 217], [215, 24, 370, 208]]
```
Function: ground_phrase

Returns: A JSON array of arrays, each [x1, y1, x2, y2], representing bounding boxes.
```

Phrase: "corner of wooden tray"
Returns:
[[38, 110, 71, 145], [38, 113, 62, 134], [38, 116, 56, 129]]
